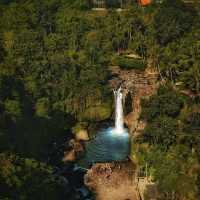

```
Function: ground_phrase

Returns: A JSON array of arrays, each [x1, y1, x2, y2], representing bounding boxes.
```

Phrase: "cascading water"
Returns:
[[79, 87, 129, 166], [113, 87, 125, 134]]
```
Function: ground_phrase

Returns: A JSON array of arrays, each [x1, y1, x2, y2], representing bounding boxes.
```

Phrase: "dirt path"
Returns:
[[84, 162, 140, 200]]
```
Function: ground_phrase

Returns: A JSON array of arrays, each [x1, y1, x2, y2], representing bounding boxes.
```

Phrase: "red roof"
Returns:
[[138, 0, 152, 6]]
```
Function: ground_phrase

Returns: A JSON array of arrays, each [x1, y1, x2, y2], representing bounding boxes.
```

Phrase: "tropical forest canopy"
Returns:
[[0, 0, 199, 199]]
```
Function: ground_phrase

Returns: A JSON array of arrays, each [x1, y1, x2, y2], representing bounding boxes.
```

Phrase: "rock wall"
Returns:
[[109, 66, 158, 135]]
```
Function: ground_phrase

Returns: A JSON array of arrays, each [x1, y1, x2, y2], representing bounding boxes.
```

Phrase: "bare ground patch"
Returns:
[[84, 162, 140, 200]]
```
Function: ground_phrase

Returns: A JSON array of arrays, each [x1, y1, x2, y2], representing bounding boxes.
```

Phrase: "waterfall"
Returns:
[[80, 87, 129, 166], [113, 87, 124, 134]]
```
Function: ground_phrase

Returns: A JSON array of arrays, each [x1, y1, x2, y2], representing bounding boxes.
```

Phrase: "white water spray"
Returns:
[[113, 87, 125, 134]]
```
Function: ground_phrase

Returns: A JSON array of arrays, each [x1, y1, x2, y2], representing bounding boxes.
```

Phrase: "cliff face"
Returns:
[[109, 66, 158, 135]]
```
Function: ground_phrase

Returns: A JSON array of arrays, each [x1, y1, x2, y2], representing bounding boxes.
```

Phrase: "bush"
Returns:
[[112, 56, 146, 70], [4, 99, 22, 117], [35, 98, 50, 118]]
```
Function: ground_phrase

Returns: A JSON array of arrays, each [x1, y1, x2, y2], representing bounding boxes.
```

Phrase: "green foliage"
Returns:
[[63, 0, 91, 10], [0, 153, 68, 200], [143, 116, 177, 148], [141, 86, 184, 121], [35, 98, 50, 118], [72, 122, 88, 134], [135, 145, 199, 200], [112, 55, 146, 70], [154, 145, 198, 200], [4, 99, 22, 118], [78, 102, 112, 122], [159, 26, 200, 93], [0, 1, 199, 199], [0, 1, 114, 159], [183, 111, 200, 133], [153, 0, 196, 45], [138, 86, 199, 198]]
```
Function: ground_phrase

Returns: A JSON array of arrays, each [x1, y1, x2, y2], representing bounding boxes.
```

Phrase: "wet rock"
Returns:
[[69, 139, 84, 154], [63, 150, 76, 162], [63, 139, 85, 162]]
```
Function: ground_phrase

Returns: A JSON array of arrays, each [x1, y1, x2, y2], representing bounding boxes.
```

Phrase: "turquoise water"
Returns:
[[79, 127, 130, 167]]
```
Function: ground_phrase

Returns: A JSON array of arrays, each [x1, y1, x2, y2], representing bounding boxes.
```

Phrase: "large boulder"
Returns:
[[75, 130, 89, 141], [62, 150, 76, 162], [72, 122, 89, 141]]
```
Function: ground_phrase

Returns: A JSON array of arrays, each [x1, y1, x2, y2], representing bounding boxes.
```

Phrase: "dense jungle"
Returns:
[[0, 0, 199, 199]]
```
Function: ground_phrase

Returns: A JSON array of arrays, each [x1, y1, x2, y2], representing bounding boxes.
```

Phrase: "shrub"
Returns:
[[112, 56, 146, 70], [35, 98, 50, 118], [4, 99, 22, 117]]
